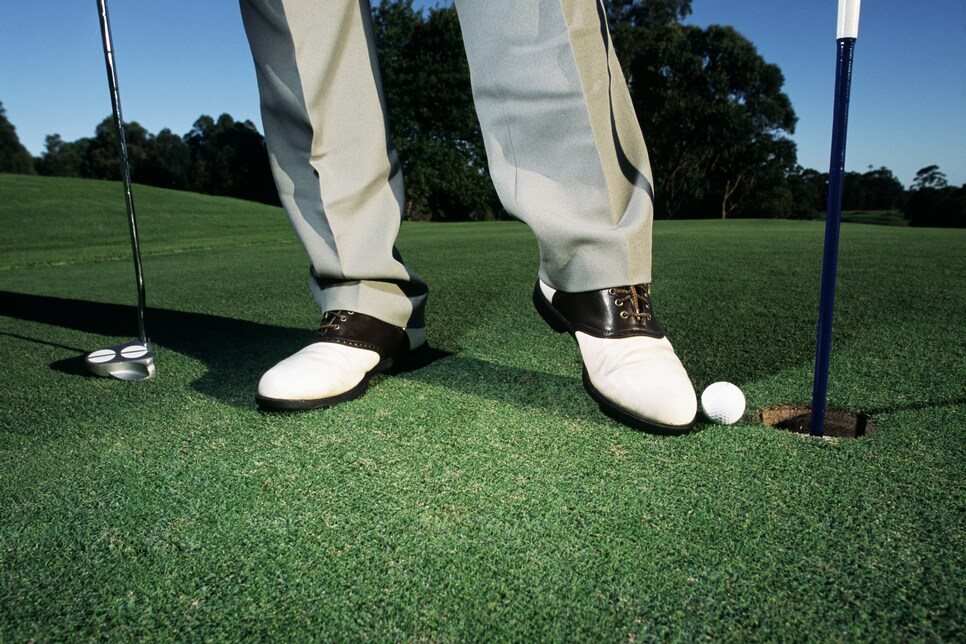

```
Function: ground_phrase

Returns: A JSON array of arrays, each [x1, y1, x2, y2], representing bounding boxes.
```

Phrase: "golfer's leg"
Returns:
[[241, 0, 427, 410], [453, 0, 653, 292], [240, 0, 426, 330], [454, 0, 696, 431]]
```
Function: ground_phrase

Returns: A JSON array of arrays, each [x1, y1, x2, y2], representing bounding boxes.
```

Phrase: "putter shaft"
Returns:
[[96, 0, 147, 344]]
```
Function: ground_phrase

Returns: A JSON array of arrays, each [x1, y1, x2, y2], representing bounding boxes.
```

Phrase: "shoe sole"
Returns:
[[532, 283, 696, 435], [255, 343, 429, 412]]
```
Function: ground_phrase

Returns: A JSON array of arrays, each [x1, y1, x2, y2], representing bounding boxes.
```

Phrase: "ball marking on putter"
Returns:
[[120, 344, 149, 359], [87, 348, 117, 364], [701, 382, 746, 425]]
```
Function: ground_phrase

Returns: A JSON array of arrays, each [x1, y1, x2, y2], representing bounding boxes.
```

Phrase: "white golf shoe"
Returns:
[[533, 280, 697, 433], [256, 310, 425, 411]]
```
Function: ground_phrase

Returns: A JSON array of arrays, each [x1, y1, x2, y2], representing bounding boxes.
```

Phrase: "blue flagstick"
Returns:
[[811, 0, 861, 436]]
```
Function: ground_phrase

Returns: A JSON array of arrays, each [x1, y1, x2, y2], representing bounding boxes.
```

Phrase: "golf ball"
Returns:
[[701, 382, 746, 425]]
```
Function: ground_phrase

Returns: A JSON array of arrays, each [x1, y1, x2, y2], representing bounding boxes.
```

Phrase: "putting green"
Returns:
[[1, 175, 963, 640]]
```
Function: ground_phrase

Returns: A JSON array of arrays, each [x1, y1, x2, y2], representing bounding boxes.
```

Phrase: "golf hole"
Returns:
[[760, 405, 875, 439]]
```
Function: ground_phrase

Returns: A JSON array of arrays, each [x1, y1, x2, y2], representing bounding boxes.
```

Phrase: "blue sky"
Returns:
[[1, 1, 963, 188]]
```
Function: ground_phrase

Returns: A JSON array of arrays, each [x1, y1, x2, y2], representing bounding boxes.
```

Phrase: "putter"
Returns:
[[85, 0, 155, 380], [810, 0, 861, 435]]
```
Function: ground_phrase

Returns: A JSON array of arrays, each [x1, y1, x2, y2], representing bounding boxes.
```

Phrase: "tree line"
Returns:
[[0, 108, 279, 206], [1, 0, 962, 226]]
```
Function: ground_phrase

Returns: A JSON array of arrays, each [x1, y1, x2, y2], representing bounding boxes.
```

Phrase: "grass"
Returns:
[[837, 210, 908, 226], [1, 174, 963, 641]]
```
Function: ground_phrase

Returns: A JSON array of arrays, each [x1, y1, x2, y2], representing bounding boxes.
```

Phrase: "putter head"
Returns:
[[86, 339, 156, 381]]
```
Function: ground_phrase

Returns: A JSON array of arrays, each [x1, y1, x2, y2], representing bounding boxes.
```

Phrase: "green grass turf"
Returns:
[[837, 210, 908, 226], [1, 174, 963, 640]]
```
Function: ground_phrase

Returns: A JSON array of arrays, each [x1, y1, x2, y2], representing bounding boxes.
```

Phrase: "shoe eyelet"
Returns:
[[334, 324, 341, 330], [608, 288, 617, 295], [614, 299, 624, 307], [339, 315, 347, 322], [620, 311, 629, 319]]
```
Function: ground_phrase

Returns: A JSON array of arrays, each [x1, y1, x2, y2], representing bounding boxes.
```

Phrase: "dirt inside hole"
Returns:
[[761, 405, 875, 438]]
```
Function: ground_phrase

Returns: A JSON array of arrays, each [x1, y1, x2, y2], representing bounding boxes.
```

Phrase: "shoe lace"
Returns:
[[318, 310, 353, 333], [608, 285, 653, 322]]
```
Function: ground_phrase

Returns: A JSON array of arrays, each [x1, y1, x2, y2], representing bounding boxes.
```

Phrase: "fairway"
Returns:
[[1, 175, 963, 640]]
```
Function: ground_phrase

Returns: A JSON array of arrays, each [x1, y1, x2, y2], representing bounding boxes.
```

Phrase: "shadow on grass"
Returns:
[[0, 290, 309, 405], [393, 352, 614, 429], [12, 289, 945, 430], [0, 291, 614, 425]]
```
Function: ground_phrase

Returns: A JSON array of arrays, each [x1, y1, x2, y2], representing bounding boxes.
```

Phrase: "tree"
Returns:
[[31, 112, 277, 204], [606, 0, 693, 74], [184, 114, 278, 205], [0, 102, 36, 174], [607, 0, 693, 29], [607, 2, 705, 218], [139, 128, 191, 190], [838, 166, 905, 212], [903, 184, 965, 228], [372, 0, 500, 220], [863, 166, 904, 210], [785, 166, 827, 218], [608, 2, 798, 218], [35, 134, 89, 178], [912, 165, 948, 191], [84, 116, 152, 181], [904, 166, 964, 227]]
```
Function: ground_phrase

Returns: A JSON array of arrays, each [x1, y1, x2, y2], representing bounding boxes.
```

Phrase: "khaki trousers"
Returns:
[[240, 0, 655, 329]]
